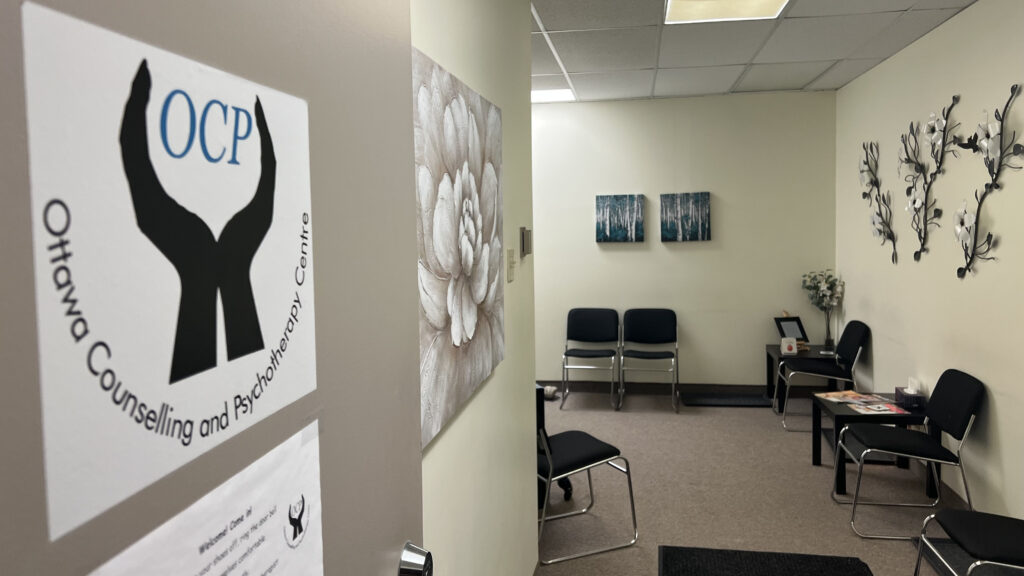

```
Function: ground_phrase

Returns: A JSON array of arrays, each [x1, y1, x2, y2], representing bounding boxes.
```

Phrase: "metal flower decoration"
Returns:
[[953, 85, 1024, 278], [898, 95, 960, 262], [859, 142, 898, 264]]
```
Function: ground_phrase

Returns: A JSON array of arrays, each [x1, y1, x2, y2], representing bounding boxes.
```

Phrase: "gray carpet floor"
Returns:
[[536, 392, 965, 576]]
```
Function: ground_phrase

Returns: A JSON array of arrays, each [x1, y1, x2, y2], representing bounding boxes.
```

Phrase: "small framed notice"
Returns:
[[774, 317, 808, 343]]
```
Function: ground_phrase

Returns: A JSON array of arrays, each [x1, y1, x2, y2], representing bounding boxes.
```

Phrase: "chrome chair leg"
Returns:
[[959, 461, 974, 510], [671, 358, 679, 413], [831, 428, 946, 540], [560, 358, 569, 410], [913, 515, 937, 576], [538, 457, 639, 565], [781, 381, 811, 432]]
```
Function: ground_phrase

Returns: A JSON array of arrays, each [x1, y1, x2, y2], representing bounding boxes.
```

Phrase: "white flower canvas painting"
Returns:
[[412, 49, 504, 448]]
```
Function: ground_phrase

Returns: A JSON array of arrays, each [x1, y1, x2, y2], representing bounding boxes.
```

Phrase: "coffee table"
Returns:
[[812, 394, 938, 497]]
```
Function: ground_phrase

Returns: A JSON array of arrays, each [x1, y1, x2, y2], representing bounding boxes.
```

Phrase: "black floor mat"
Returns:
[[678, 393, 772, 407], [659, 546, 873, 576]]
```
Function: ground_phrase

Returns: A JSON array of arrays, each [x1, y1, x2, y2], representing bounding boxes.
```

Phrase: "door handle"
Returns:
[[399, 541, 433, 576]]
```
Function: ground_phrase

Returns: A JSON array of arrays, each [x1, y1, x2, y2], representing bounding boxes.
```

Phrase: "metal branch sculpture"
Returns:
[[859, 142, 898, 264], [954, 84, 1024, 278], [898, 95, 960, 262]]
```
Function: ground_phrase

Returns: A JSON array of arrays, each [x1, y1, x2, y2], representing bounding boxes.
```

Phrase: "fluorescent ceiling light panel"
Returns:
[[666, 0, 790, 24], [531, 89, 575, 103]]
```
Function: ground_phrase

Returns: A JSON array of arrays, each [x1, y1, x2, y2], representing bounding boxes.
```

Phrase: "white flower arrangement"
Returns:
[[801, 270, 844, 312]]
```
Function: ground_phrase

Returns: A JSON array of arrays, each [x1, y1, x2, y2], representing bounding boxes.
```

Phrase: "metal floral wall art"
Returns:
[[859, 142, 898, 264], [897, 95, 960, 261], [953, 84, 1024, 278], [413, 49, 504, 447]]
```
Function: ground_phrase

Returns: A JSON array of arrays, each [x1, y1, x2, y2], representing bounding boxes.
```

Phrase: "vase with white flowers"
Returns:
[[801, 270, 845, 350]]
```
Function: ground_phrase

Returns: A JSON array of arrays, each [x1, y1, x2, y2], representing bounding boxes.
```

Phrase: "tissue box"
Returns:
[[895, 387, 926, 410]]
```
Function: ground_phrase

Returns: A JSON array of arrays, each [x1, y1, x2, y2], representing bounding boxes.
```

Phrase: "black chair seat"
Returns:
[[782, 357, 852, 379], [621, 349, 674, 360], [565, 348, 617, 359], [935, 509, 1024, 566], [846, 424, 958, 463], [538, 430, 621, 479]]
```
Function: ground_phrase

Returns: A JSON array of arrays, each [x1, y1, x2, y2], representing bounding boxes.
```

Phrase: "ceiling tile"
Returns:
[[659, 20, 776, 68], [654, 66, 747, 97], [755, 12, 899, 62], [532, 34, 561, 75], [851, 9, 958, 59], [805, 58, 883, 90], [787, 0, 916, 17], [531, 74, 570, 91], [532, 0, 664, 31], [734, 61, 834, 91], [911, 0, 974, 8], [550, 27, 660, 73], [570, 70, 656, 101]]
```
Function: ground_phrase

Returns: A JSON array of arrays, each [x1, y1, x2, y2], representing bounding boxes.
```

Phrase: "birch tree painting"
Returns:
[[595, 194, 645, 242], [661, 192, 710, 242]]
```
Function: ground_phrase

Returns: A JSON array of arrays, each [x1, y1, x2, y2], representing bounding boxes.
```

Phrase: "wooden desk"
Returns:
[[764, 344, 833, 410]]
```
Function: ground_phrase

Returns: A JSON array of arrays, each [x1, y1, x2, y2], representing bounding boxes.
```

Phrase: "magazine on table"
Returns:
[[814, 390, 887, 404], [848, 403, 909, 415]]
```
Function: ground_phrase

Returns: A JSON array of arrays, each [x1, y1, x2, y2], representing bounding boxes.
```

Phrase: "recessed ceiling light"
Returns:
[[665, 0, 790, 25], [531, 89, 575, 104]]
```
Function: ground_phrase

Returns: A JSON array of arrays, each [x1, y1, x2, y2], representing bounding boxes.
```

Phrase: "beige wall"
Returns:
[[411, 1, 538, 574], [532, 93, 836, 386], [836, 0, 1024, 515]]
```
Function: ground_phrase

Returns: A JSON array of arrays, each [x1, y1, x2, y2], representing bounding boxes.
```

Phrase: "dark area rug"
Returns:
[[659, 545, 873, 576], [914, 537, 1021, 576], [678, 394, 772, 407]]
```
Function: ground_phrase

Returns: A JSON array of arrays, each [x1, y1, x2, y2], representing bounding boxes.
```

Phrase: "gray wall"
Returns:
[[0, 1, 424, 574]]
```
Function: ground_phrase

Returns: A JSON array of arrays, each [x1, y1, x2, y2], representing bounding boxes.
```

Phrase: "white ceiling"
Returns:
[[531, 0, 975, 102]]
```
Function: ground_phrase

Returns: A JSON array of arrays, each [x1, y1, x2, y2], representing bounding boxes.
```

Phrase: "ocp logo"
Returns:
[[119, 59, 276, 383], [159, 87, 253, 165], [284, 494, 309, 549]]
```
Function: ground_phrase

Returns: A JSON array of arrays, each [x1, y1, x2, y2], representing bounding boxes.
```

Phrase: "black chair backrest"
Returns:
[[536, 386, 546, 432], [566, 308, 619, 343], [623, 308, 676, 344], [536, 386, 551, 455], [926, 369, 986, 440], [836, 320, 870, 366]]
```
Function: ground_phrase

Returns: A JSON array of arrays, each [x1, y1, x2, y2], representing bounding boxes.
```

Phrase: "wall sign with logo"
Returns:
[[22, 3, 317, 539], [90, 421, 324, 575]]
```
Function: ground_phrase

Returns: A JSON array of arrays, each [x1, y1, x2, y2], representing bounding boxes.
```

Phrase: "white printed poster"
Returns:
[[23, 3, 317, 539], [92, 421, 324, 576]]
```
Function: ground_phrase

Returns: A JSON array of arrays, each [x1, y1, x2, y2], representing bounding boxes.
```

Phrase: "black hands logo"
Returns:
[[119, 60, 275, 384], [288, 494, 305, 540], [284, 494, 309, 549]]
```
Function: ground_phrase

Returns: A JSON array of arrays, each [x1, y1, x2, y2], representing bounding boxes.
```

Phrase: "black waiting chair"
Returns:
[[561, 308, 620, 409], [536, 388, 638, 564], [619, 308, 679, 412], [915, 509, 1024, 575], [831, 368, 985, 540], [775, 320, 870, 430]]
